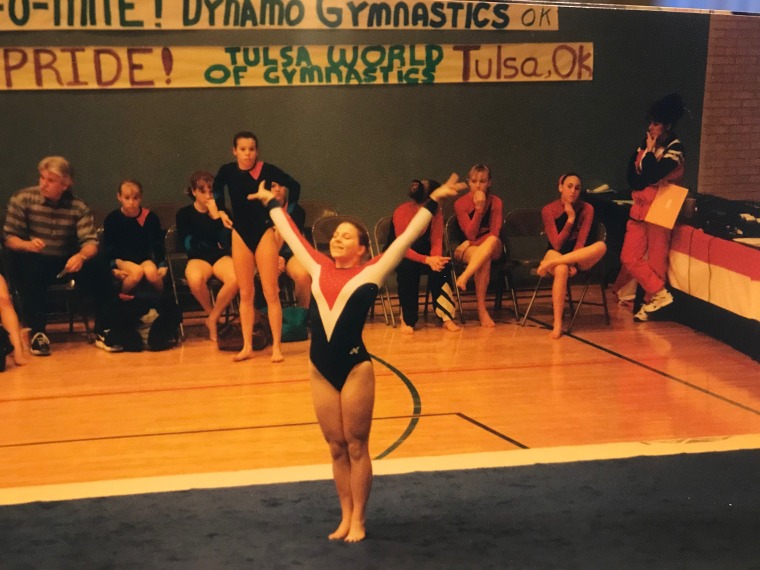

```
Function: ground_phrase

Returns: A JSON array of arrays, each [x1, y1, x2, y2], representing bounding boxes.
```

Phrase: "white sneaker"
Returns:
[[633, 306, 649, 322], [642, 288, 674, 314]]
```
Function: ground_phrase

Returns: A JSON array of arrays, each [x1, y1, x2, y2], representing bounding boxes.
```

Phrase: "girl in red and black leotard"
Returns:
[[536, 173, 606, 339], [250, 174, 465, 544], [453, 163, 504, 328]]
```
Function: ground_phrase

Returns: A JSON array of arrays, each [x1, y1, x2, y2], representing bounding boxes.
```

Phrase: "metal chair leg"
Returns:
[[567, 278, 592, 333], [448, 265, 465, 325], [600, 280, 611, 325], [520, 276, 544, 326]]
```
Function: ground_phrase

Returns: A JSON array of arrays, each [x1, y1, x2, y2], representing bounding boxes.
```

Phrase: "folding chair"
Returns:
[[164, 226, 190, 339], [520, 221, 611, 333], [372, 215, 397, 327], [311, 214, 393, 325], [0, 242, 91, 335], [300, 200, 339, 245], [443, 215, 513, 323], [500, 208, 549, 320]]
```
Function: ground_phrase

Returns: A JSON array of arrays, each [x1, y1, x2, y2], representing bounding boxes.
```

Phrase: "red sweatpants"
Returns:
[[620, 217, 672, 296]]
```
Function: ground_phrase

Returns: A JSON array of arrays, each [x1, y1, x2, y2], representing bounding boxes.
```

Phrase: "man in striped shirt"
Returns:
[[3, 156, 121, 356]]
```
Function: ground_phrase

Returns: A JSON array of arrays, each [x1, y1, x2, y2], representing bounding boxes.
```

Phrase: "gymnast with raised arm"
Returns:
[[249, 174, 465, 543], [536, 173, 607, 339]]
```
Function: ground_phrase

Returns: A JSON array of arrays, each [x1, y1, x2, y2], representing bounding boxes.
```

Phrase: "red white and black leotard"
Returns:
[[267, 198, 439, 391]]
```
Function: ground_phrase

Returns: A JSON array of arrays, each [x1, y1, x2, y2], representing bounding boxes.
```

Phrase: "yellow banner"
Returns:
[[0, 1, 558, 31], [0, 43, 593, 90]]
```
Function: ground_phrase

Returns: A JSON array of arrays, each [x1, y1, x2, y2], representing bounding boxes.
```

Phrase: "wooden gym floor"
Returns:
[[1, 288, 759, 505]]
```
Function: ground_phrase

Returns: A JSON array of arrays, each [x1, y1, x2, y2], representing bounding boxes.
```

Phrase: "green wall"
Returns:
[[1, 5, 709, 226]]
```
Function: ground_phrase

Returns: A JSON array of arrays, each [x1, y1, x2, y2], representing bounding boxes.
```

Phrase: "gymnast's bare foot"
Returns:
[[205, 315, 218, 342], [328, 519, 351, 541], [549, 326, 563, 339], [12, 350, 30, 366], [232, 347, 254, 362], [479, 310, 496, 328], [443, 319, 461, 332], [271, 346, 284, 363], [456, 275, 469, 291], [344, 521, 366, 543], [537, 259, 554, 277], [400, 323, 415, 335]]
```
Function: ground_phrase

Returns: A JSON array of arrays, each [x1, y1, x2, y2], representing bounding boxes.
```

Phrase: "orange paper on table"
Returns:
[[644, 184, 689, 229]]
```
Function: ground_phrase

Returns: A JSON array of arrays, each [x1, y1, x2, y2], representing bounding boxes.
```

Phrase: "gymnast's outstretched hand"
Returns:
[[430, 173, 468, 203], [247, 180, 275, 205]]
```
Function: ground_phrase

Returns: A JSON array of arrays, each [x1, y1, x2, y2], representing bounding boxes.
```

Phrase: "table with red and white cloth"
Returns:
[[668, 224, 760, 360]]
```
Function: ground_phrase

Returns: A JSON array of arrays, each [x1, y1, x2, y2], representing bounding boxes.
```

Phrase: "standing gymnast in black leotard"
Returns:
[[211, 131, 300, 362], [250, 174, 466, 543]]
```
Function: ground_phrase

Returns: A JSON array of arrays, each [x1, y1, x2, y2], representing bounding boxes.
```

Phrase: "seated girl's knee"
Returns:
[[144, 267, 159, 281]]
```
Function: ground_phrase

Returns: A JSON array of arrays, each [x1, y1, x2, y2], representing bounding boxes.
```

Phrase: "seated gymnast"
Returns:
[[249, 173, 466, 543], [175, 171, 239, 342], [453, 163, 504, 328], [103, 179, 167, 296], [537, 172, 607, 339], [390, 178, 460, 334]]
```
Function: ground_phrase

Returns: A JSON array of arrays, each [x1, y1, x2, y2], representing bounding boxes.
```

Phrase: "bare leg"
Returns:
[[208, 256, 240, 341], [141, 260, 164, 293], [538, 241, 607, 276], [549, 263, 569, 339], [116, 259, 144, 293], [310, 361, 375, 543], [455, 236, 501, 291], [255, 230, 284, 363], [310, 366, 353, 540], [286, 257, 312, 309], [231, 231, 256, 361], [473, 261, 495, 327], [0, 276, 29, 366], [185, 259, 217, 340], [340, 362, 375, 542]]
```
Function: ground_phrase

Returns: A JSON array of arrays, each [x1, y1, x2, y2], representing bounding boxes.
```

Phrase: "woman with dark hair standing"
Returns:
[[620, 93, 686, 322]]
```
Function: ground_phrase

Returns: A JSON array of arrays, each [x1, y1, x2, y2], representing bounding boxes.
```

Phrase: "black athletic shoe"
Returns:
[[94, 330, 124, 353], [30, 332, 51, 356]]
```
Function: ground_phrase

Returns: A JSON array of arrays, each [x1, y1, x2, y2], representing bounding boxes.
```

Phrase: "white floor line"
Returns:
[[2, 433, 759, 506]]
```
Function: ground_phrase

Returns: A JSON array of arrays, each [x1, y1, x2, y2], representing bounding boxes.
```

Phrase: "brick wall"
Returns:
[[698, 15, 760, 201]]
